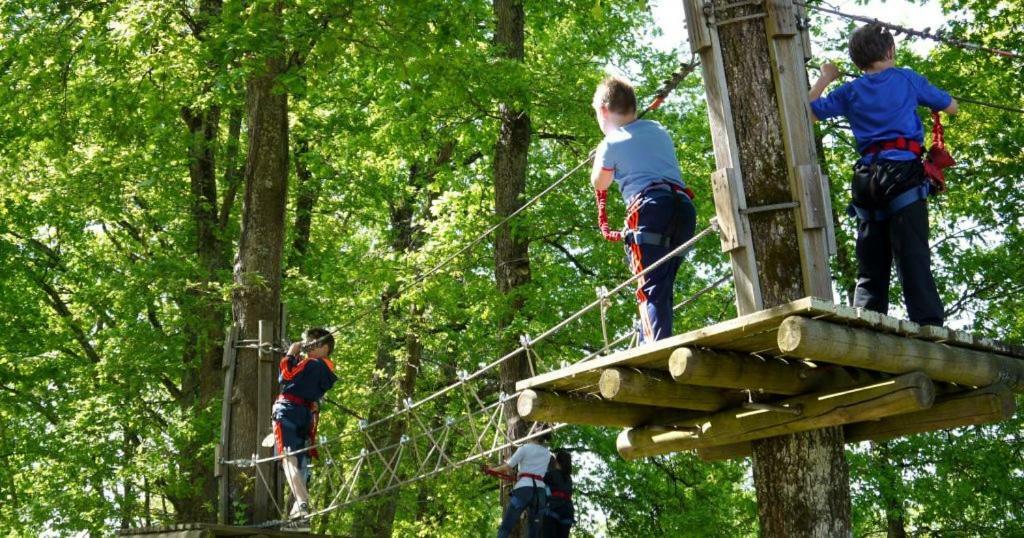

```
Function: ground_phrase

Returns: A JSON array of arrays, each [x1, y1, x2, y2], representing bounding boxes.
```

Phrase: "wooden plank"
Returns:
[[516, 297, 825, 392], [599, 367, 736, 411], [795, 165, 825, 229], [778, 316, 1024, 390], [697, 6, 762, 314], [795, 2, 813, 61], [918, 324, 950, 342], [898, 319, 921, 337], [765, 0, 797, 37], [697, 385, 1017, 461], [218, 323, 239, 524], [684, 0, 712, 53], [711, 167, 749, 252], [255, 320, 275, 523], [617, 372, 935, 459], [517, 297, 1024, 393]]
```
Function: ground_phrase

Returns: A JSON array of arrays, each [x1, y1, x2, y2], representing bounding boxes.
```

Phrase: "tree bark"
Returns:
[[708, 0, 852, 534], [228, 0, 290, 522], [290, 138, 321, 266], [492, 1, 532, 536]]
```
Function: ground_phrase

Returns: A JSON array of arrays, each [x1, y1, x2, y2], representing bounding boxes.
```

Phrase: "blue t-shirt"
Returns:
[[595, 119, 685, 204], [810, 67, 952, 162]]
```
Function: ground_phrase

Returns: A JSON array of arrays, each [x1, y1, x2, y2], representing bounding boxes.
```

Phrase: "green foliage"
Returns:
[[0, 0, 1021, 535]]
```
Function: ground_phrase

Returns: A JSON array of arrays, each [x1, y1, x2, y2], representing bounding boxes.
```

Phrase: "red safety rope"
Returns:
[[481, 465, 516, 482], [595, 189, 623, 242], [923, 112, 955, 192]]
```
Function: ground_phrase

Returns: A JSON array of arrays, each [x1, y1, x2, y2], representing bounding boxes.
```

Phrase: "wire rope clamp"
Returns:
[[400, 434, 410, 445], [358, 419, 369, 431], [457, 369, 469, 381], [403, 397, 414, 410], [519, 334, 532, 349], [445, 416, 456, 427]]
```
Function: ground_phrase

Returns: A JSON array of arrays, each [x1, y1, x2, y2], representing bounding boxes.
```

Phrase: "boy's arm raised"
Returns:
[[808, 63, 840, 121]]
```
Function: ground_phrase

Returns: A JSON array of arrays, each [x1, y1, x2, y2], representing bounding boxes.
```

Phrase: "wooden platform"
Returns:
[[515, 297, 1024, 460], [118, 523, 334, 538]]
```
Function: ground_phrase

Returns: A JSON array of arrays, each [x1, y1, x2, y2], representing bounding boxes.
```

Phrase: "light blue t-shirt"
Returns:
[[810, 67, 952, 163], [595, 119, 685, 204]]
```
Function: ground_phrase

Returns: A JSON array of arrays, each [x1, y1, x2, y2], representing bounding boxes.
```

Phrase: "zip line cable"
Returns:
[[796, 1, 1023, 60]]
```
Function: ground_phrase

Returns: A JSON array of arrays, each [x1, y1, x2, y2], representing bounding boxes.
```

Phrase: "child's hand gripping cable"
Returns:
[[594, 189, 622, 242]]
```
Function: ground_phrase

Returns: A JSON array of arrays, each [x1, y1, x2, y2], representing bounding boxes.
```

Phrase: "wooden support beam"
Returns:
[[672, 347, 815, 394], [599, 367, 736, 411], [616, 372, 934, 460], [778, 316, 1024, 390], [697, 385, 1017, 461], [669, 347, 884, 395], [517, 389, 700, 428]]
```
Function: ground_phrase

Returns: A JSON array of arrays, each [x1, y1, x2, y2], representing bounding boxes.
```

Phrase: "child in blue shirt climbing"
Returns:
[[591, 77, 697, 342], [809, 23, 958, 326], [272, 327, 337, 528]]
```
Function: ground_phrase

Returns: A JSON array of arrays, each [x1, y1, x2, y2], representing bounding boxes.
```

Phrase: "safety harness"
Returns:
[[847, 112, 955, 222], [596, 181, 695, 247], [277, 392, 321, 459]]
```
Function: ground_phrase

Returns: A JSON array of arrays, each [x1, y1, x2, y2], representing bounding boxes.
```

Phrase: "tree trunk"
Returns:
[[228, 0, 290, 521], [290, 138, 321, 266], [708, 0, 852, 534], [492, 1, 532, 535]]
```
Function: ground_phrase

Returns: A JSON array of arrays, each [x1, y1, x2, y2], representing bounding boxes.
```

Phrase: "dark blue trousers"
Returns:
[[497, 487, 546, 538], [624, 190, 697, 343], [851, 160, 944, 326]]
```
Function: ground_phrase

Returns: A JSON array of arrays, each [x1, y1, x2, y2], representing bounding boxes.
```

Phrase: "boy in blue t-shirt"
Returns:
[[591, 76, 697, 342], [272, 327, 337, 528], [809, 23, 958, 326]]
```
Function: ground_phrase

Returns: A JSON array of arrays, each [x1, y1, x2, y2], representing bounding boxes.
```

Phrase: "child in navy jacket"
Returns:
[[273, 327, 337, 527]]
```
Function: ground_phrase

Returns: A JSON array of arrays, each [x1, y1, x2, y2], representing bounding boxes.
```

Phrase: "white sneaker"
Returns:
[[290, 501, 309, 518], [284, 502, 310, 532]]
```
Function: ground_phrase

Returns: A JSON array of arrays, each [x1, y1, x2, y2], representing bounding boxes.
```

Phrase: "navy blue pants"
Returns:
[[497, 487, 546, 538], [851, 161, 944, 326], [624, 190, 697, 342]]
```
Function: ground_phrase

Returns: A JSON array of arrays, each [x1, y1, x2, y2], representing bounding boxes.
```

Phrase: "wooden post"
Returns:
[[599, 367, 735, 411], [778, 316, 1024, 389], [682, 0, 848, 531], [616, 372, 934, 459], [217, 324, 239, 524], [255, 320, 276, 521], [696, 385, 1017, 461]]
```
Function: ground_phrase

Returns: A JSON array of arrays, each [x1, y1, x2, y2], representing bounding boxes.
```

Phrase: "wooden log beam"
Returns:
[[669, 347, 877, 395], [599, 367, 736, 411], [517, 389, 701, 428], [697, 385, 1017, 461], [778, 316, 1024, 390], [617, 372, 934, 460]]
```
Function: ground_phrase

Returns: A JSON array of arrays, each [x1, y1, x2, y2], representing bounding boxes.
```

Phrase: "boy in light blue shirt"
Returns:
[[809, 23, 957, 326], [591, 77, 696, 342]]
